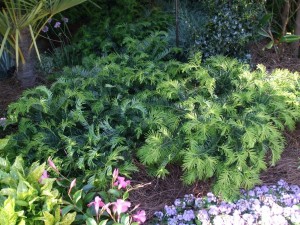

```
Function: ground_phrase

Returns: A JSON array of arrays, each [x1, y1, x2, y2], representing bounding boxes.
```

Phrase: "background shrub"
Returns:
[[166, 0, 264, 59]]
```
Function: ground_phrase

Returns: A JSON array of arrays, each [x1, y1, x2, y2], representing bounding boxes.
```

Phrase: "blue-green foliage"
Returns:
[[1, 32, 300, 199], [168, 0, 264, 59]]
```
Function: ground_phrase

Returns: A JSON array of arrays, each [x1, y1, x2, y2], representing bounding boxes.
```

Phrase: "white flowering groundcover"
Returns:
[[152, 180, 300, 225]]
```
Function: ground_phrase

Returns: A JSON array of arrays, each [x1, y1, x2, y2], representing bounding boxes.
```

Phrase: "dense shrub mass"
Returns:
[[166, 0, 264, 59], [1, 33, 299, 199]]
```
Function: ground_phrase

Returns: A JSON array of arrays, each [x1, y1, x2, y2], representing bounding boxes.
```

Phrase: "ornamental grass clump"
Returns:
[[152, 180, 300, 225]]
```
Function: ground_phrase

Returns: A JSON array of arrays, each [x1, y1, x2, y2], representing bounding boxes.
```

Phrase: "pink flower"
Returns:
[[113, 168, 119, 181], [102, 203, 112, 216], [87, 196, 105, 216], [113, 199, 131, 215], [114, 176, 130, 189], [48, 157, 59, 172], [132, 210, 146, 224], [68, 178, 76, 195], [38, 170, 49, 183]]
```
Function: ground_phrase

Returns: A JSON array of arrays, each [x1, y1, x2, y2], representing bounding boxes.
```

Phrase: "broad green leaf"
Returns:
[[86, 218, 97, 225], [108, 189, 121, 198], [17, 219, 25, 225], [41, 178, 56, 193], [258, 13, 272, 26], [279, 35, 300, 43], [99, 219, 108, 225], [0, 197, 18, 225], [0, 157, 10, 171], [84, 192, 96, 203], [55, 207, 61, 222], [16, 180, 28, 198], [15, 200, 28, 207], [123, 191, 129, 200], [17, 180, 36, 201], [43, 211, 55, 225], [59, 212, 76, 225], [83, 183, 94, 192], [258, 29, 271, 39], [12, 157, 24, 173], [0, 188, 16, 196], [0, 139, 9, 150], [265, 40, 274, 49], [61, 205, 74, 216], [120, 214, 130, 225], [27, 162, 45, 184], [73, 189, 82, 203]]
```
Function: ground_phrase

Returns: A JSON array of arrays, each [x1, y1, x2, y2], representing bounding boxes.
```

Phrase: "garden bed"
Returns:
[[1, 41, 300, 224]]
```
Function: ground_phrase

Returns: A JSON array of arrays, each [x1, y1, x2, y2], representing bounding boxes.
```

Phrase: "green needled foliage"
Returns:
[[1, 33, 300, 200]]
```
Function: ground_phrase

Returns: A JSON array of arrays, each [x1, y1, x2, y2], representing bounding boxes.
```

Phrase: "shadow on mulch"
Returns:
[[0, 77, 23, 117], [250, 39, 300, 72], [129, 162, 213, 221], [261, 124, 300, 186]]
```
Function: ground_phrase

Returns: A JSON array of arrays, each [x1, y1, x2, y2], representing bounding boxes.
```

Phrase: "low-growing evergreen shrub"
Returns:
[[1, 34, 299, 199], [71, 2, 172, 59]]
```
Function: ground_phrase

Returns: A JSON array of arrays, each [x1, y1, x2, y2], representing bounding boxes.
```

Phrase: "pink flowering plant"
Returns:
[[51, 166, 146, 225]]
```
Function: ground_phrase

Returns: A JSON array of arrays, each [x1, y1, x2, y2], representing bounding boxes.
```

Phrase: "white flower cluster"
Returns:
[[153, 179, 300, 225]]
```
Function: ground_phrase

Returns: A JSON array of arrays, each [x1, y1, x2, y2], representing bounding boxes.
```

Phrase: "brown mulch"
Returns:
[[0, 40, 300, 222], [129, 163, 213, 220], [0, 77, 23, 117], [250, 40, 300, 72], [260, 124, 300, 186]]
